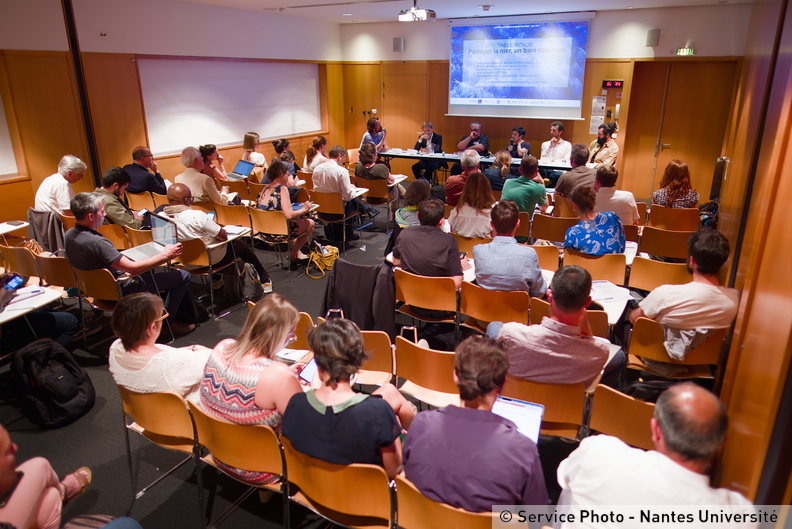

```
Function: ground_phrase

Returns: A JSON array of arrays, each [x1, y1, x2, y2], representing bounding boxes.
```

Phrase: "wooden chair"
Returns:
[[172, 238, 237, 319], [459, 282, 529, 334], [191, 201, 216, 215], [450, 233, 492, 255], [125, 191, 154, 211], [501, 375, 587, 438], [309, 190, 361, 254], [357, 330, 394, 386], [214, 203, 252, 231], [281, 437, 393, 529], [97, 223, 130, 249], [249, 208, 290, 267], [553, 195, 576, 217], [359, 178, 395, 233], [623, 223, 639, 243], [627, 317, 726, 378], [529, 244, 560, 271], [394, 268, 459, 327], [638, 227, 692, 260], [58, 212, 77, 232], [589, 384, 654, 450], [491, 189, 502, 201], [637, 201, 647, 225], [394, 336, 459, 409], [74, 267, 122, 311], [0, 244, 41, 284], [562, 248, 627, 285], [395, 475, 496, 529], [647, 204, 700, 231], [248, 182, 267, 203], [529, 297, 609, 339], [515, 211, 531, 239], [221, 178, 250, 202], [628, 256, 690, 292], [123, 226, 154, 247], [296, 170, 313, 191], [531, 214, 577, 244], [151, 192, 168, 208]]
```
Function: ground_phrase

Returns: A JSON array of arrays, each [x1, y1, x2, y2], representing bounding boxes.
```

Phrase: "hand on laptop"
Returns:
[[162, 243, 183, 260]]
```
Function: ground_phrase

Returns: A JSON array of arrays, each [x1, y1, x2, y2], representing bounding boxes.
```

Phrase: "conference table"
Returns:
[[377, 150, 572, 172]]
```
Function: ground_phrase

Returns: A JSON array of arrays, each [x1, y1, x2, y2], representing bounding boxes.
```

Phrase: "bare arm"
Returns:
[[457, 135, 473, 151], [254, 361, 303, 414], [452, 274, 463, 290], [112, 243, 183, 275], [629, 306, 646, 325], [279, 185, 312, 220], [379, 439, 403, 479]]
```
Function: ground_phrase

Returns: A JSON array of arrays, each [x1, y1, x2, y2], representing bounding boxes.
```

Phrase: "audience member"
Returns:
[[124, 147, 166, 195], [199, 144, 228, 181], [482, 150, 513, 191], [506, 126, 530, 159], [588, 122, 619, 166], [34, 155, 86, 214], [473, 201, 546, 297], [554, 144, 596, 199], [360, 117, 389, 152], [241, 132, 267, 168], [64, 192, 194, 335], [403, 336, 548, 512], [564, 185, 625, 255], [411, 121, 444, 181], [270, 138, 296, 169], [448, 172, 495, 239], [653, 159, 699, 208], [593, 165, 640, 226], [109, 293, 211, 401], [557, 383, 755, 513], [445, 149, 480, 207], [199, 294, 303, 484], [395, 179, 430, 228], [277, 150, 299, 177], [303, 135, 328, 172], [501, 156, 547, 215], [355, 143, 403, 207], [174, 146, 229, 204], [93, 167, 143, 228], [450, 122, 489, 176], [281, 318, 415, 479], [490, 265, 624, 389]]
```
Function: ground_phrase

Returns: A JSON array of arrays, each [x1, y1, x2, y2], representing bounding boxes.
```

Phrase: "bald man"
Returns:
[[557, 383, 756, 513]]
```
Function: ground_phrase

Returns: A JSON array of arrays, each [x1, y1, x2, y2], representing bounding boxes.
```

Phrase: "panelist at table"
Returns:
[[411, 121, 446, 181], [450, 122, 489, 176]]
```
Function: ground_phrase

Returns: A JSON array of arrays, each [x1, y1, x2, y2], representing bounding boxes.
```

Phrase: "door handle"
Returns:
[[661, 143, 671, 151]]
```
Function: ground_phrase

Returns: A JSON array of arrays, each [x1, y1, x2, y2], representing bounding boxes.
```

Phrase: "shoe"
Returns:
[[168, 319, 196, 335], [367, 208, 381, 219], [61, 466, 91, 504], [262, 282, 273, 294]]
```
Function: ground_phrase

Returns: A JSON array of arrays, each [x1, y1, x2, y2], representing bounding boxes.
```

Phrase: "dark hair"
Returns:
[[199, 144, 217, 160], [328, 145, 346, 159], [570, 185, 596, 214], [279, 150, 295, 163], [366, 117, 380, 133], [519, 155, 539, 177], [265, 161, 290, 183], [101, 167, 131, 189], [358, 143, 377, 164], [70, 192, 102, 220], [417, 197, 445, 227], [571, 144, 589, 166], [458, 172, 494, 213], [551, 121, 565, 133], [598, 122, 616, 137], [308, 318, 370, 389], [512, 126, 525, 138], [550, 265, 591, 313], [131, 146, 150, 161], [688, 228, 730, 275], [305, 136, 327, 164], [659, 160, 694, 204], [404, 179, 430, 207], [111, 292, 163, 350], [272, 138, 290, 154], [595, 165, 618, 188], [491, 200, 519, 235], [655, 382, 728, 461], [454, 336, 508, 401]]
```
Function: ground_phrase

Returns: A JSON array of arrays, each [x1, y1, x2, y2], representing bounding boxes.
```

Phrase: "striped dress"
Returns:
[[199, 339, 281, 483]]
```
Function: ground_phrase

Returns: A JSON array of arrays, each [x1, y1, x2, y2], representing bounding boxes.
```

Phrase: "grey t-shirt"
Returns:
[[65, 225, 123, 277]]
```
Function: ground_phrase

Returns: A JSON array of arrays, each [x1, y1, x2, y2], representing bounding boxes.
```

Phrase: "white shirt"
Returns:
[[312, 159, 356, 201], [303, 152, 328, 173], [242, 151, 266, 167], [541, 138, 572, 163], [594, 187, 640, 226], [640, 281, 739, 329], [164, 207, 225, 264], [448, 204, 493, 239], [34, 173, 73, 213]]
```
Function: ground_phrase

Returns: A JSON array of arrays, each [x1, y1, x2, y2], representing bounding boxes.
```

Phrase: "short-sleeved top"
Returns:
[[162, 206, 224, 263], [360, 131, 384, 150], [482, 166, 511, 191], [393, 225, 463, 278], [34, 173, 74, 213], [445, 173, 469, 207], [303, 152, 328, 173], [448, 204, 492, 239], [355, 163, 389, 181], [564, 212, 625, 256], [281, 390, 400, 467], [652, 187, 700, 208], [554, 166, 596, 198], [594, 187, 640, 227], [506, 141, 531, 159], [403, 405, 548, 512], [501, 176, 546, 213], [64, 225, 124, 276], [458, 134, 490, 156], [639, 282, 739, 329], [174, 167, 226, 204]]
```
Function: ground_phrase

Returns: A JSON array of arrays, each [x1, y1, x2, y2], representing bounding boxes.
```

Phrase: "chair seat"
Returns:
[[397, 381, 460, 408], [396, 304, 457, 325], [627, 354, 714, 378]]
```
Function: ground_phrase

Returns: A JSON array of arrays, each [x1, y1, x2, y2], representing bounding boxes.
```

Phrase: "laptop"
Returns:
[[121, 214, 178, 261], [491, 395, 545, 444], [225, 160, 255, 181]]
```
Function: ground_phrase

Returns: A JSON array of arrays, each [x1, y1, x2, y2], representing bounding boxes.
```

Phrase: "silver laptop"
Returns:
[[121, 214, 178, 261], [491, 395, 545, 444], [225, 160, 255, 181]]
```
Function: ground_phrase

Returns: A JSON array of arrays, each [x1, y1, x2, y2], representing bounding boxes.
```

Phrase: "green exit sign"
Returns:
[[676, 47, 696, 56]]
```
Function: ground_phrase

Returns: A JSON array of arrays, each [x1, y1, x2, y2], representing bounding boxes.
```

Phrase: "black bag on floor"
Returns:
[[624, 379, 675, 403], [11, 339, 95, 428], [175, 292, 210, 324]]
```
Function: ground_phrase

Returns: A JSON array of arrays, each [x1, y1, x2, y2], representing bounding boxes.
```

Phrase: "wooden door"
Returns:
[[342, 63, 382, 149], [383, 62, 427, 177]]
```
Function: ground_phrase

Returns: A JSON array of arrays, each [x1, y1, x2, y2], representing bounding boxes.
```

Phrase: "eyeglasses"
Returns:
[[154, 309, 169, 322]]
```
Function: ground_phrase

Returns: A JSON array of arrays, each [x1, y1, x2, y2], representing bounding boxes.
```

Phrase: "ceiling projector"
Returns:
[[398, 6, 436, 21]]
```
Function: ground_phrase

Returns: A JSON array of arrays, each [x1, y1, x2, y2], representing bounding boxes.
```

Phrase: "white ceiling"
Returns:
[[179, 0, 751, 24]]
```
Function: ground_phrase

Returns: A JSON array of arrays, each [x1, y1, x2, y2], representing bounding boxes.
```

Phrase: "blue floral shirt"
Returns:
[[564, 212, 626, 256]]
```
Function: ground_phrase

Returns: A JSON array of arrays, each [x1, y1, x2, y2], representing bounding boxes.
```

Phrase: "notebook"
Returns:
[[491, 395, 544, 444], [225, 160, 255, 180], [121, 214, 178, 261]]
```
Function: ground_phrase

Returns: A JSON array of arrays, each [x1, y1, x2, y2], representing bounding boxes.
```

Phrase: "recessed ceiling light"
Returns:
[[342, 13, 354, 16], [627, 5, 634, 8]]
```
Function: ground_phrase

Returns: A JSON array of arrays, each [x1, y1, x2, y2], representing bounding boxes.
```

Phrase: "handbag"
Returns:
[[306, 243, 339, 279]]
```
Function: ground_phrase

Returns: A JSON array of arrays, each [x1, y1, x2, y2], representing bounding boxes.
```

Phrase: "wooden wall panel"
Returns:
[[383, 62, 427, 177], [323, 62, 346, 147], [342, 63, 382, 148], [0, 179, 37, 223]]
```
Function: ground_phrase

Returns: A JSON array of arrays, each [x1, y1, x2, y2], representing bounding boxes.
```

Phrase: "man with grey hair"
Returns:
[[34, 154, 87, 213], [449, 122, 489, 176], [445, 149, 480, 206], [557, 382, 755, 511], [174, 146, 229, 204]]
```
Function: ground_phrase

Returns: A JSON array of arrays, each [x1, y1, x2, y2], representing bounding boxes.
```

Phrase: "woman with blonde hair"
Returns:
[[303, 135, 328, 172], [448, 172, 496, 238], [242, 132, 267, 168], [199, 294, 304, 483], [483, 150, 513, 191], [653, 159, 699, 208]]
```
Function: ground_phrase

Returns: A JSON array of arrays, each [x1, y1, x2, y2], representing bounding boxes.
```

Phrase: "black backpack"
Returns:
[[11, 339, 95, 428]]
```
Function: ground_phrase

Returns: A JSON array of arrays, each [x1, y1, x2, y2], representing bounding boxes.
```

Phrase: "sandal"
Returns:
[[61, 466, 92, 504]]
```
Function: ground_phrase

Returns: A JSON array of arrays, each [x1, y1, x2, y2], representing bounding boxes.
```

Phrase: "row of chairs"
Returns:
[[553, 195, 700, 232]]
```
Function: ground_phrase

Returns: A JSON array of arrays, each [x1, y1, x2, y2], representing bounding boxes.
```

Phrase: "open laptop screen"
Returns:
[[231, 159, 255, 176], [491, 396, 544, 444], [151, 214, 178, 246]]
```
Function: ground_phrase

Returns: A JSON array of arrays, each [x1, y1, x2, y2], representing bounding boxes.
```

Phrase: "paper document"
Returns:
[[591, 280, 631, 301]]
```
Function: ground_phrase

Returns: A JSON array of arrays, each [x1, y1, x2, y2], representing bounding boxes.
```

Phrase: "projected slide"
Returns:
[[449, 21, 589, 119]]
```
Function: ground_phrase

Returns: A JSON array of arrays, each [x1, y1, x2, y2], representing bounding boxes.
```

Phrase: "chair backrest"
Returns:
[[361, 330, 395, 374], [294, 312, 315, 349], [192, 201, 216, 214], [623, 223, 639, 243], [638, 227, 692, 260], [491, 190, 502, 201], [460, 282, 529, 326], [394, 336, 457, 395], [361, 178, 390, 201], [97, 223, 130, 249], [531, 214, 577, 243], [294, 187, 310, 203], [347, 148, 360, 165], [74, 267, 122, 301], [248, 182, 266, 203], [628, 256, 690, 292], [443, 204, 453, 219], [562, 248, 627, 285], [647, 204, 700, 231], [394, 268, 458, 313], [175, 238, 211, 268], [309, 190, 346, 216], [528, 297, 609, 339], [637, 201, 647, 225], [126, 191, 155, 211], [280, 437, 393, 528], [36, 254, 78, 289], [501, 375, 586, 436], [394, 475, 496, 529], [529, 244, 560, 271], [514, 211, 531, 239], [58, 212, 77, 232], [214, 203, 251, 229], [124, 226, 155, 247], [629, 317, 726, 365], [553, 195, 576, 217], [151, 192, 168, 208], [116, 386, 194, 445], [589, 385, 654, 450], [296, 170, 313, 191], [450, 233, 492, 255], [222, 179, 250, 201], [249, 207, 290, 238], [0, 244, 40, 280]]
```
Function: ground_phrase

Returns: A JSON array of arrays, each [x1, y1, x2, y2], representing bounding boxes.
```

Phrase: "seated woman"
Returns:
[[278, 150, 299, 177], [0, 424, 91, 529], [403, 336, 548, 512], [303, 135, 328, 172], [271, 138, 300, 173], [199, 144, 227, 181], [256, 162, 315, 261], [281, 318, 415, 479], [448, 172, 496, 239], [653, 159, 699, 208], [109, 293, 211, 402], [242, 132, 267, 168], [355, 143, 403, 207], [564, 185, 625, 255], [482, 150, 513, 191], [395, 179, 430, 228], [199, 294, 304, 484]]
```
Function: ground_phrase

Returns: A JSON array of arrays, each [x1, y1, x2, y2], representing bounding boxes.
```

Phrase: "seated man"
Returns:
[[501, 156, 548, 214], [359, 117, 389, 152], [64, 192, 194, 335], [554, 144, 596, 199], [403, 336, 549, 512], [94, 166, 144, 229], [411, 120, 445, 181], [473, 200, 546, 297], [593, 165, 640, 227], [449, 122, 489, 176], [34, 155, 87, 214], [628, 228, 739, 362], [157, 183, 271, 292], [540, 121, 573, 185], [445, 150, 479, 207], [124, 146, 167, 195], [489, 265, 625, 389], [174, 146, 229, 204], [557, 382, 755, 511], [588, 122, 619, 167]]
